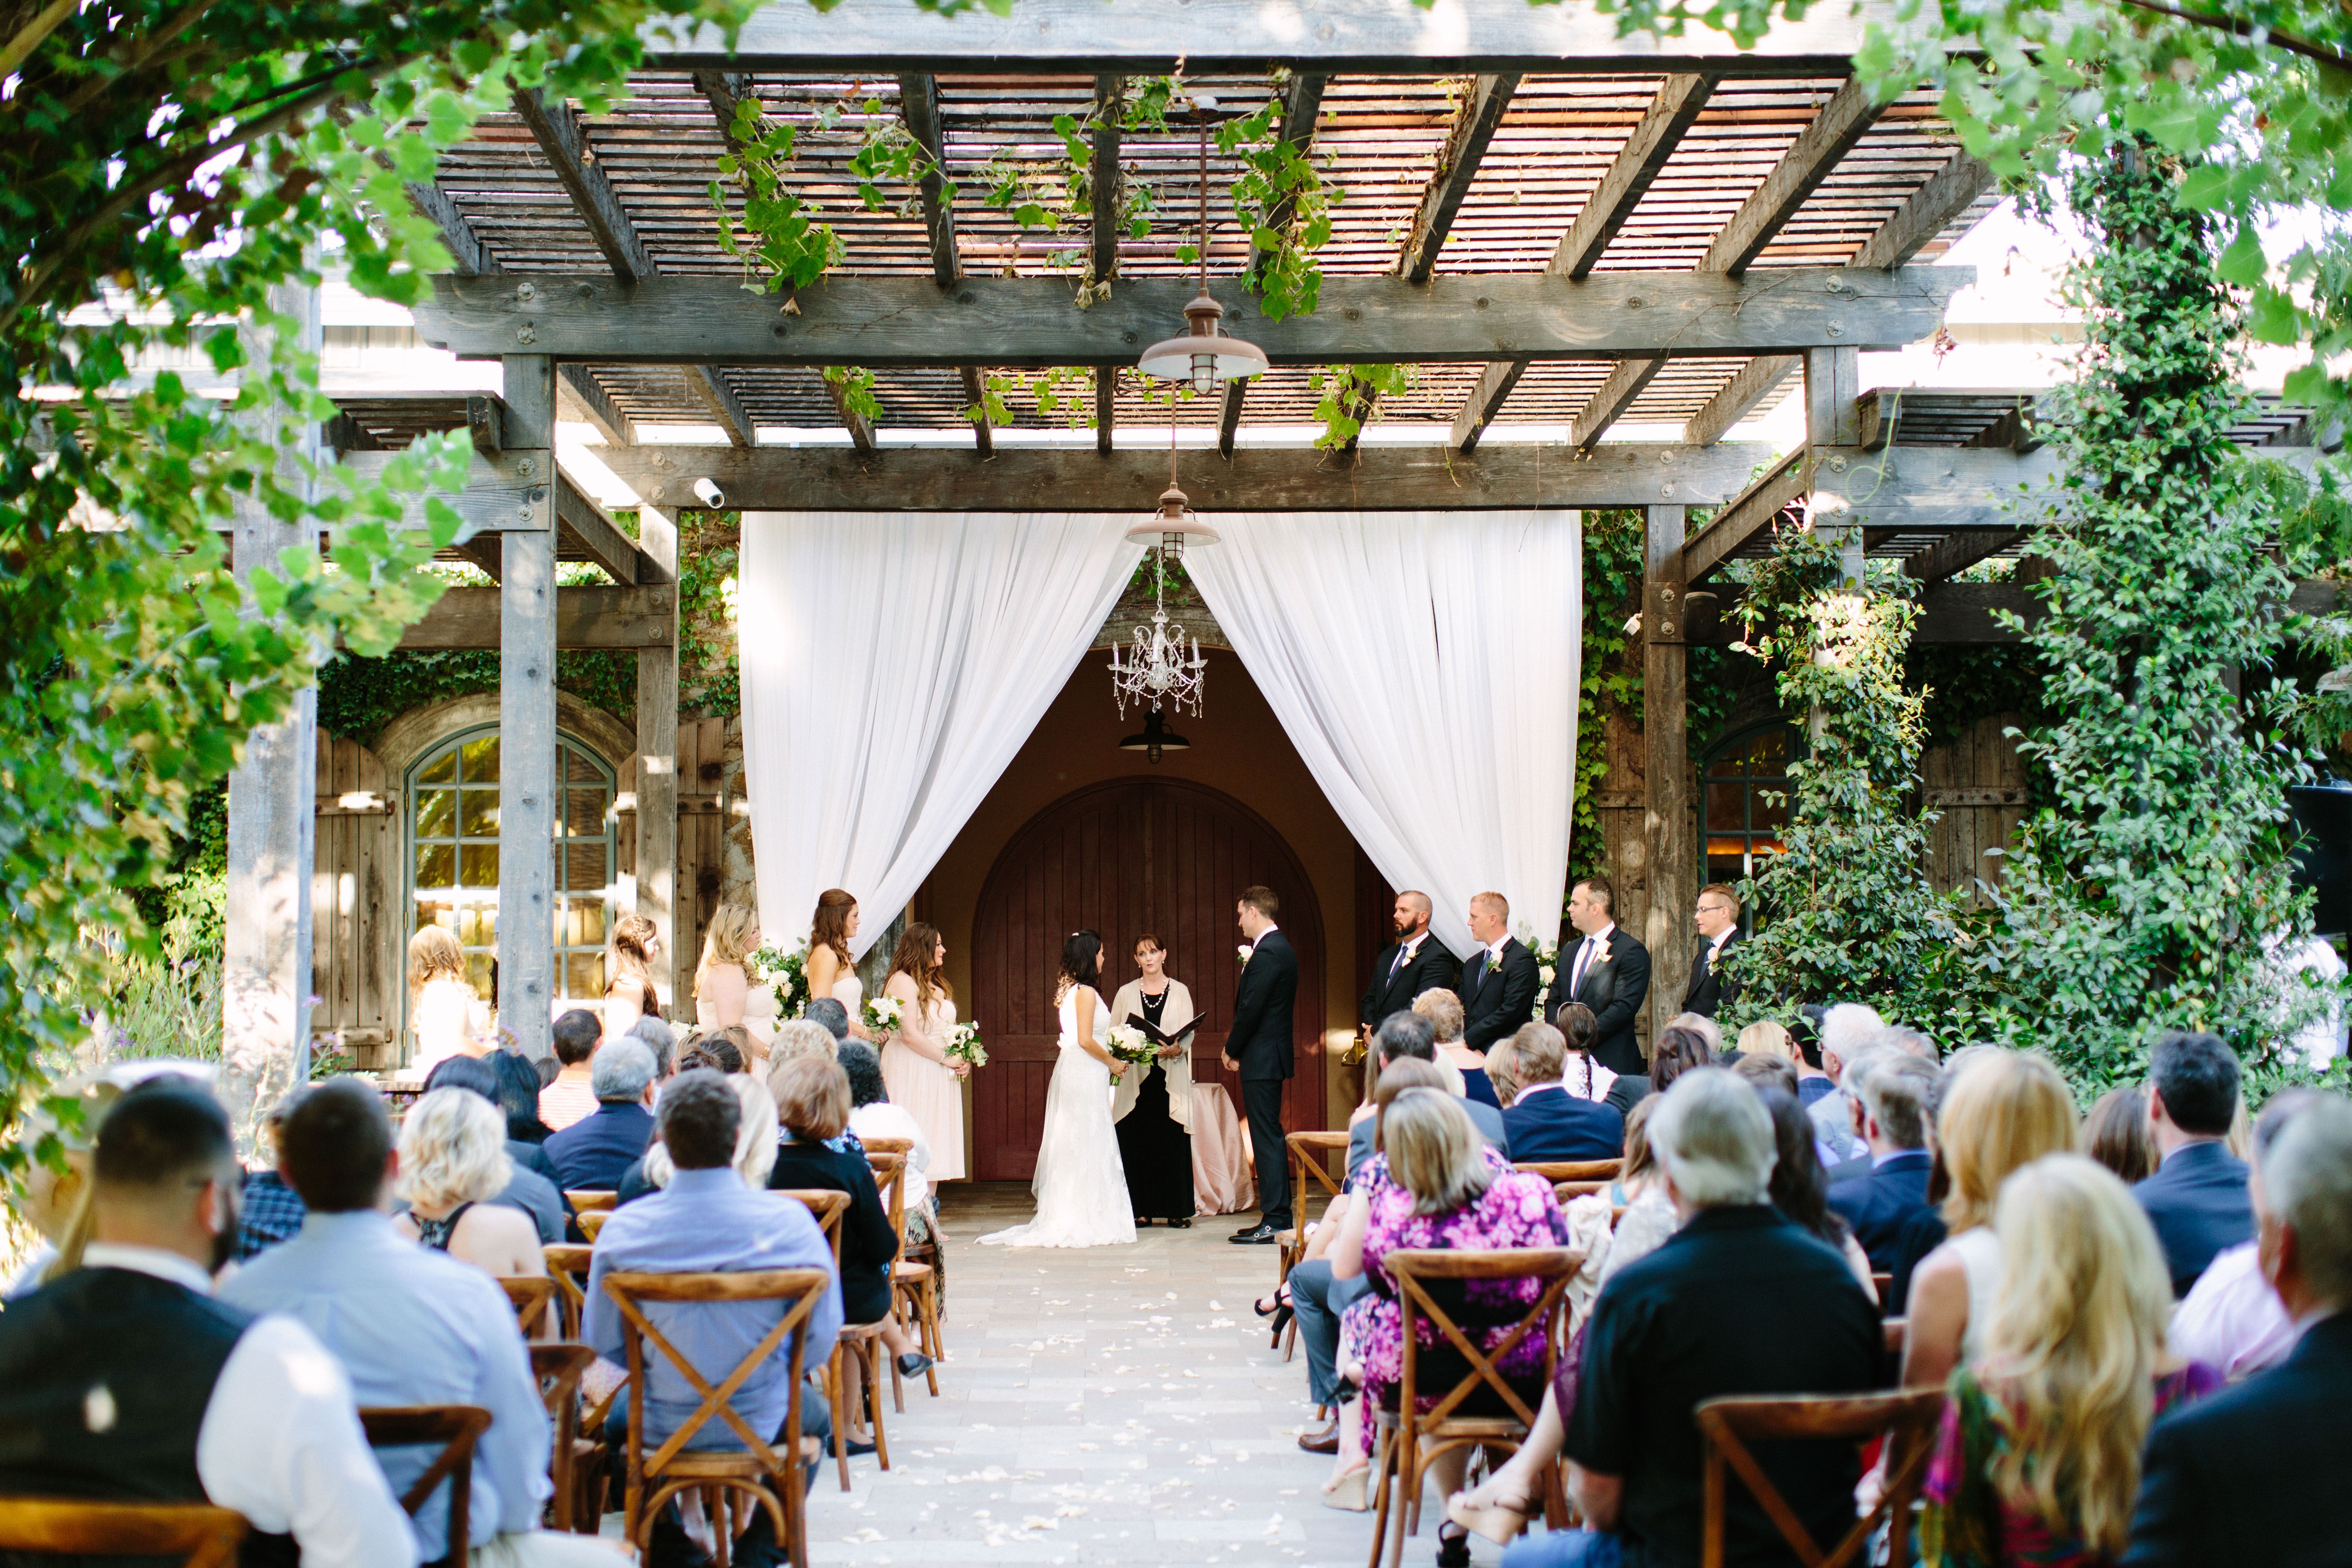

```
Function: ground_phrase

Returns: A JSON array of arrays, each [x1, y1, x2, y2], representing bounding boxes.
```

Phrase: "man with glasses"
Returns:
[[1682, 884, 1744, 1020]]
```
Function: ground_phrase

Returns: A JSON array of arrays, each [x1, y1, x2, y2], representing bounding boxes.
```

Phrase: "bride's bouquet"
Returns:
[[1102, 1022, 1156, 1082], [863, 995, 905, 1037], [945, 1020, 987, 1068], [746, 940, 811, 1017]]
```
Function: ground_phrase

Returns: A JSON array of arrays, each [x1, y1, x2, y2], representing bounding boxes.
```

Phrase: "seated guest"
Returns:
[[2087, 1085, 2158, 1184], [766, 1018, 842, 1079], [628, 1014, 679, 1080], [486, 1046, 557, 1145], [841, 1040, 932, 1216], [421, 1053, 567, 1243], [768, 1055, 933, 1445], [238, 1093, 307, 1260], [1731, 1050, 1800, 1099], [390, 1088, 550, 1284], [1501, 1068, 1881, 1567], [2125, 1095, 2352, 1566], [1323, 1088, 1569, 1525], [1825, 1045, 1938, 1270], [680, 1027, 749, 1076], [805, 997, 852, 1045], [586, 1073, 844, 1568], [222, 1080, 612, 1568], [1924, 1154, 2220, 1566], [1756, 1085, 1876, 1294], [1647, 1020, 1714, 1095], [1900, 1051, 2079, 1390], [1778, 1011, 1840, 1109], [0, 1078, 414, 1568], [1809, 1002, 1884, 1174], [620, 1068, 781, 1206], [1556, 1002, 1640, 1119], [1348, 1011, 1508, 1181], [1410, 987, 1474, 1098], [2133, 1030, 2254, 1297], [538, 1009, 604, 1132], [2168, 1090, 2322, 1384], [545, 1036, 658, 1191], [1667, 1010, 1724, 1061], [1501, 1022, 1624, 1161]]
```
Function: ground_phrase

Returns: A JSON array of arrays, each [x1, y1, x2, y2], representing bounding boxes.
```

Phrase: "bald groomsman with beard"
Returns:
[[1360, 890, 1458, 1034]]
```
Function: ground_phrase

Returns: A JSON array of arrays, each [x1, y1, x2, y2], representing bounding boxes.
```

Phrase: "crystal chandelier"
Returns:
[[1109, 539, 1208, 722]]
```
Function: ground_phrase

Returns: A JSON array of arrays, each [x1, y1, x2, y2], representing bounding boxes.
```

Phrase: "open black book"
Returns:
[[1122, 1012, 1198, 1048]]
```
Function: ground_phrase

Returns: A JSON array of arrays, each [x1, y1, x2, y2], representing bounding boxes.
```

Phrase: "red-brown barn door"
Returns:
[[967, 779, 1325, 1182]]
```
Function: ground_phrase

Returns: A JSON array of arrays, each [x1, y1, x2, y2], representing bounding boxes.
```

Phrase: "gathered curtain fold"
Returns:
[[736, 512, 1145, 960], [1181, 510, 1581, 958]]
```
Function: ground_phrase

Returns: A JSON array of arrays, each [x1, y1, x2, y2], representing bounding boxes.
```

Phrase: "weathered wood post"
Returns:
[[635, 506, 682, 1015], [1642, 503, 1693, 1056], [497, 355, 559, 1059]]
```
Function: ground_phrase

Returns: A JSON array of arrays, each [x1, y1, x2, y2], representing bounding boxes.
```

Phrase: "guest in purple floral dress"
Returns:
[[1920, 1154, 2221, 1568], [1323, 1086, 1570, 1516]]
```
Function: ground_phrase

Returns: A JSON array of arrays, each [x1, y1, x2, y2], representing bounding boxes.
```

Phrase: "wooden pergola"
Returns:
[[222, 0, 2337, 1085]]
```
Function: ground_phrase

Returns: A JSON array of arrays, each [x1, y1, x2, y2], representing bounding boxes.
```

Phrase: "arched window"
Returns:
[[1702, 721, 1800, 887], [406, 725, 617, 1005]]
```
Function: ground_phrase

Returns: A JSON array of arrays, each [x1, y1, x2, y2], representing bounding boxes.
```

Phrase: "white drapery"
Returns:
[[737, 512, 1144, 960], [1183, 510, 1580, 958]]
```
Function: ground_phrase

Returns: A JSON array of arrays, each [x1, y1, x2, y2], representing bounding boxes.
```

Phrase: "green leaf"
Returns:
[[2217, 226, 2267, 287]]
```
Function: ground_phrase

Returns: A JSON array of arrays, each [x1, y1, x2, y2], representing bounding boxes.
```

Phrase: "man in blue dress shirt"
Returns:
[[586, 1073, 842, 1568], [221, 1077, 611, 1568]]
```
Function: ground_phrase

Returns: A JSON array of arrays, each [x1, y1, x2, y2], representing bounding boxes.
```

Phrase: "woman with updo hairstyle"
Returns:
[[602, 911, 663, 1040], [804, 889, 875, 1042], [877, 920, 967, 1184]]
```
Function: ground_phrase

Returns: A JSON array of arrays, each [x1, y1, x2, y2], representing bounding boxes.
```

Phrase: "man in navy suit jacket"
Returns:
[[2133, 1031, 2256, 1297], [544, 1037, 660, 1192], [2123, 1097, 2352, 1567], [1824, 1046, 1939, 1271], [1497, 1020, 1623, 1162]]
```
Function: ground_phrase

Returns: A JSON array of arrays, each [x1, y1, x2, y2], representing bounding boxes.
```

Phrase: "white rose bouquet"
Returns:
[[945, 1020, 988, 1068], [1518, 922, 1562, 991], [863, 995, 905, 1036], [1102, 1023, 1155, 1081], [746, 940, 811, 1017]]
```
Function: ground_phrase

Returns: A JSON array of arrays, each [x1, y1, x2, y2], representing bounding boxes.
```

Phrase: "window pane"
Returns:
[[416, 844, 454, 888], [415, 788, 456, 839], [461, 734, 500, 783], [1750, 729, 1789, 771], [566, 788, 608, 835], [465, 952, 495, 997], [1751, 790, 1790, 832], [459, 844, 499, 886], [567, 747, 604, 783], [460, 789, 500, 838], [564, 951, 605, 1000], [414, 896, 455, 933], [458, 903, 495, 948], [1708, 852, 1748, 884], [418, 749, 458, 785], [1705, 782, 1746, 832], [559, 842, 605, 897], [571, 898, 606, 948]]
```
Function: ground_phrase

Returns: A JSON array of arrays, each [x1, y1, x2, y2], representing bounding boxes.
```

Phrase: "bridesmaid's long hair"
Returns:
[[889, 921, 952, 1009], [1057, 930, 1103, 1002], [1557, 1001, 1601, 1098], [810, 889, 857, 967]]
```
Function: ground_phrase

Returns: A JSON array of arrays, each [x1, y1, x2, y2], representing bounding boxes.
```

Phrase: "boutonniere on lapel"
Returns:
[[1592, 934, 1615, 968], [1236, 943, 1253, 968]]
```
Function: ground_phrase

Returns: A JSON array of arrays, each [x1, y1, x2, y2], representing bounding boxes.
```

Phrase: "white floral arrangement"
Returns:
[[1517, 922, 1563, 992], [863, 995, 905, 1036], [746, 939, 811, 1017], [1102, 1023, 1156, 1080], [945, 1020, 987, 1068], [1236, 943, 1253, 967]]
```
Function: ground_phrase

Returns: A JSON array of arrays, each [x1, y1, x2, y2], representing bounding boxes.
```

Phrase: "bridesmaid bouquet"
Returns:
[[945, 1021, 988, 1068], [1517, 922, 1561, 992], [864, 996, 905, 1036], [1102, 1023, 1155, 1082], [747, 940, 811, 1017]]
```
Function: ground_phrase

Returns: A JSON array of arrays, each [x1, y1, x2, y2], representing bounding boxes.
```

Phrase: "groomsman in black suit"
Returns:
[[1545, 874, 1652, 1076], [1682, 883, 1744, 1019], [1360, 889, 1458, 1032], [1224, 885, 1298, 1245], [1456, 891, 1540, 1056]]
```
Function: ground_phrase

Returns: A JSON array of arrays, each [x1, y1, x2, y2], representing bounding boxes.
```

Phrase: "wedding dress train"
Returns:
[[979, 985, 1135, 1249]]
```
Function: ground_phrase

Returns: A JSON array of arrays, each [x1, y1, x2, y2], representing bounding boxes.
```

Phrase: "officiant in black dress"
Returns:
[[1109, 933, 1197, 1227]]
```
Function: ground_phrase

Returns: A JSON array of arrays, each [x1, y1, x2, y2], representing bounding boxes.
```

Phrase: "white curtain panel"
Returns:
[[1183, 510, 1581, 958], [738, 512, 1145, 960]]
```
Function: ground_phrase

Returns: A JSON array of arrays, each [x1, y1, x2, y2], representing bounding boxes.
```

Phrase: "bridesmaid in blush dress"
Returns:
[[805, 888, 877, 1042], [878, 921, 968, 1184]]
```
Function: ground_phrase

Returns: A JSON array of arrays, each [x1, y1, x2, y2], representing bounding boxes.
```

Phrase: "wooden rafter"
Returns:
[[1569, 358, 1667, 450], [896, 72, 960, 288], [1395, 73, 1519, 286], [1901, 528, 2024, 584], [1699, 76, 1887, 275], [962, 366, 994, 455], [1217, 379, 1246, 459], [554, 477, 645, 585], [1096, 365, 1116, 453], [1091, 74, 1124, 286], [557, 366, 638, 448]]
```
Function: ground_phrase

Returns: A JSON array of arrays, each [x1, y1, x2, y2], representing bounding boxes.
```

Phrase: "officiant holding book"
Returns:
[[1110, 933, 1197, 1226]]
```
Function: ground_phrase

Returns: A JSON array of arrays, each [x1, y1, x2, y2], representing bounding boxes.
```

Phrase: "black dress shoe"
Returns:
[[1297, 1422, 1340, 1455], [1229, 1222, 1281, 1245], [1230, 1222, 1262, 1239]]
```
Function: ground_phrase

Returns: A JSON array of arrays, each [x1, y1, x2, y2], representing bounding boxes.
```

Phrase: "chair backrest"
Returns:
[[866, 1151, 910, 1264], [1694, 1388, 1946, 1568], [1553, 1179, 1612, 1203], [501, 1274, 558, 1333], [576, 1210, 611, 1242], [1387, 1247, 1579, 1431], [0, 1500, 247, 1568], [544, 1243, 594, 1338], [1286, 1130, 1352, 1212], [1516, 1159, 1623, 1183], [776, 1187, 851, 1273], [858, 1135, 914, 1159], [601, 1268, 832, 1479], [359, 1403, 495, 1563], [566, 1189, 619, 1212], [528, 1342, 597, 1533]]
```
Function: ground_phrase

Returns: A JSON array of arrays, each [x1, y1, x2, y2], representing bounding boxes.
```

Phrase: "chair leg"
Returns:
[[1364, 1426, 1396, 1568], [866, 1338, 893, 1472], [918, 1277, 943, 1395], [828, 1352, 852, 1493], [887, 1332, 906, 1415]]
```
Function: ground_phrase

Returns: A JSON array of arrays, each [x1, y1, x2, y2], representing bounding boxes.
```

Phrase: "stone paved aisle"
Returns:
[[796, 1183, 1515, 1568]]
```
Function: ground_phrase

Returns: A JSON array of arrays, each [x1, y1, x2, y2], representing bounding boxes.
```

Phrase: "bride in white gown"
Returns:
[[980, 930, 1135, 1249]]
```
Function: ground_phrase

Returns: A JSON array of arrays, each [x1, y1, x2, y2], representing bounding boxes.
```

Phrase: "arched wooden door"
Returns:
[[968, 778, 1326, 1182]]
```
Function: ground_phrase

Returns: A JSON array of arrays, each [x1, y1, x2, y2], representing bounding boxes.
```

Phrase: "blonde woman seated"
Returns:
[[694, 903, 771, 1060], [392, 1088, 549, 1287], [406, 926, 485, 1080]]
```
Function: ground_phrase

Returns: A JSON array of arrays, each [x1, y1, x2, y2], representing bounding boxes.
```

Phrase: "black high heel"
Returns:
[[1253, 1287, 1289, 1318], [1434, 1522, 1473, 1568]]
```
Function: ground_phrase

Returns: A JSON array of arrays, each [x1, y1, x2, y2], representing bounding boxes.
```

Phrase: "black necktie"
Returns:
[[1389, 942, 1409, 982]]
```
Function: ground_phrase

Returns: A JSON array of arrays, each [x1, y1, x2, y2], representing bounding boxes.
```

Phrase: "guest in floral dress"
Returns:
[[1922, 1154, 2220, 1568], [1323, 1086, 1569, 1524]]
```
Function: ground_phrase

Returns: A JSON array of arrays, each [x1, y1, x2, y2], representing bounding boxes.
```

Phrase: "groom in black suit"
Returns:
[[1360, 889, 1458, 1032], [1456, 890, 1540, 1056], [1224, 884, 1297, 1244]]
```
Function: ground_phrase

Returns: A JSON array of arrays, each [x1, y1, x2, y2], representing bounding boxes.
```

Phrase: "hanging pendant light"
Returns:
[[1137, 94, 1269, 394]]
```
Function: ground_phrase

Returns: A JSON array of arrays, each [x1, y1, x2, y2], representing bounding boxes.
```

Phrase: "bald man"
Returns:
[[1360, 889, 1459, 1034]]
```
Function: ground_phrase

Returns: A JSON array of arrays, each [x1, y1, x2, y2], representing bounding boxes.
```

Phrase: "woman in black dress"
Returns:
[[1108, 934, 1197, 1227]]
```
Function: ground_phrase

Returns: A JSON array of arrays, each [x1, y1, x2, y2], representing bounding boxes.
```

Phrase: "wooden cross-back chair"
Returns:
[[1694, 1389, 1946, 1568], [1553, 1179, 1613, 1203], [775, 1186, 866, 1493], [1366, 1247, 1579, 1568], [358, 1404, 495, 1565], [863, 1149, 936, 1410], [501, 1274, 559, 1337], [1514, 1159, 1623, 1184], [603, 1267, 832, 1568], [544, 1243, 595, 1341], [0, 1500, 247, 1568], [577, 1210, 612, 1242], [528, 1342, 597, 1532], [1276, 1130, 1353, 1356], [566, 1190, 619, 1213]]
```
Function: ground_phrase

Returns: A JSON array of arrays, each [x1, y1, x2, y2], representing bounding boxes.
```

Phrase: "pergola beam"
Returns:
[[825, 374, 878, 453], [962, 365, 994, 455], [594, 439, 1773, 511], [557, 364, 638, 447], [1699, 76, 1887, 274], [1396, 73, 1520, 285], [1682, 355, 1796, 447], [1550, 73, 1714, 280], [554, 476, 645, 585], [1218, 379, 1247, 458], [414, 267, 1968, 364], [1096, 365, 1116, 453], [1448, 359, 1527, 454], [896, 72, 961, 287], [1901, 528, 2025, 584], [393, 585, 677, 649], [405, 180, 498, 278], [1249, 73, 1329, 291], [1569, 356, 1666, 450], [1091, 74, 1124, 286]]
